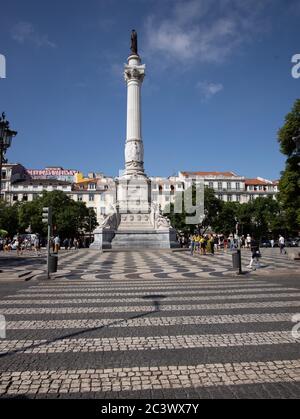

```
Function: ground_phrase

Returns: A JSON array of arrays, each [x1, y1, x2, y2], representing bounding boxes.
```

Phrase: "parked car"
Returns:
[[10, 240, 18, 250], [260, 239, 271, 248], [289, 238, 300, 247]]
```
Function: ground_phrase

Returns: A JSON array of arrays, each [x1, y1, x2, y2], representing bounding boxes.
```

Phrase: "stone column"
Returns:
[[123, 54, 146, 178]]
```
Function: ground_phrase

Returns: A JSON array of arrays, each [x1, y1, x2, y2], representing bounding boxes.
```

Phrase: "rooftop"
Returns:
[[245, 178, 274, 186], [181, 171, 239, 178], [12, 179, 72, 186]]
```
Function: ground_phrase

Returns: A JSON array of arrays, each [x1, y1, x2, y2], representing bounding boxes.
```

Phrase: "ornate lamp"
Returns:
[[0, 112, 18, 198]]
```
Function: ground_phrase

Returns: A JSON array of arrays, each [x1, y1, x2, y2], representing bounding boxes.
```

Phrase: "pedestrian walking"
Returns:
[[279, 235, 286, 255], [247, 238, 261, 270], [246, 234, 252, 249], [34, 235, 41, 256], [241, 235, 245, 249], [16, 235, 23, 256]]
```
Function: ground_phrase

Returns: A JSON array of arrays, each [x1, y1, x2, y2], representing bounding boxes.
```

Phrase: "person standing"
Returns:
[[73, 238, 79, 250], [223, 236, 228, 252], [190, 234, 195, 256], [34, 235, 41, 256], [209, 235, 215, 255], [247, 237, 261, 270], [54, 236, 60, 254], [229, 233, 234, 252], [63, 238, 69, 250], [241, 235, 246, 249], [279, 235, 286, 255], [16, 235, 23, 256], [196, 234, 201, 254], [246, 234, 252, 249], [214, 235, 219, 252], [270, 238, 275, 248]]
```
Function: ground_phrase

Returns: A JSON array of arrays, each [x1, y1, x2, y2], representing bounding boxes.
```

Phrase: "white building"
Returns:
[[72, 173, 115, 224], [1, 163, 28, 202], [2, 164, 279, 223]]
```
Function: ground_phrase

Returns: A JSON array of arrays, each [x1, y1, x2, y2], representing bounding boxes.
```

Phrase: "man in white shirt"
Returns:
[[246, 234, 251, 249], [279, 235, 286, 255]]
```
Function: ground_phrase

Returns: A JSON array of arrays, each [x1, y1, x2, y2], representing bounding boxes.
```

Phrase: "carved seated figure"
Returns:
[[101, 212, 121, 230], [156, 213, 171, 230], [150, 203, 171, 230]]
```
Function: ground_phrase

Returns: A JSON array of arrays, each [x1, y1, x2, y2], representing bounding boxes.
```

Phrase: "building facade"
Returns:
[[1, 164, 279, 224]]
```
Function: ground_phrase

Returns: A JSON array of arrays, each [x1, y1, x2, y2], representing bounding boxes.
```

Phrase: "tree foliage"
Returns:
[[1, 191, 98, 239], [167, 186, 223, 234], [277, 99, 300, 232], [0, 201, 19, 237], [167, 188, 289, 239]]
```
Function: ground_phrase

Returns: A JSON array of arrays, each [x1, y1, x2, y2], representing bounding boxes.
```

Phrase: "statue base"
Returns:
[[90, 212, 179, 250]]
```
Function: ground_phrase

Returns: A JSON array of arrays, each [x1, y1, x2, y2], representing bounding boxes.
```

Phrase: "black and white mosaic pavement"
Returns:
[[0, 249, 299, 399]]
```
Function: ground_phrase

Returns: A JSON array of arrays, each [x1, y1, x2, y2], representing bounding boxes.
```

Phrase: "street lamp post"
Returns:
[[89, 211, 92, 245], [235, 218, 243, 275], [0, 113, 18, 200]]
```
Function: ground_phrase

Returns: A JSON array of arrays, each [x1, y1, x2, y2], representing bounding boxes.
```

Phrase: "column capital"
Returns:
[[124, 64, 146, 83]]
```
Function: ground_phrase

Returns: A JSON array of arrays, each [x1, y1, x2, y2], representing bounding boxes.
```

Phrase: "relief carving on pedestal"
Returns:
[[151, 203, 171, 230], [125, 141, 144, 163]]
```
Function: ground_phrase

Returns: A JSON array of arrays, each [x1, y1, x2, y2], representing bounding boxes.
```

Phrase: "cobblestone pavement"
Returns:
[[0, 249, 299, 399]]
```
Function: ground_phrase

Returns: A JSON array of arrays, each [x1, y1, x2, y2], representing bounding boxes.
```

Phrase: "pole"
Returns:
[[0, 144, 3, 200], [236, 221, 243, 275], [89, 216, 92, 245], [47, 224, 50, 279]]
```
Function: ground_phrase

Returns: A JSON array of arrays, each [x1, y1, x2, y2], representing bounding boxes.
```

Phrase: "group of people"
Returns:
[[0, 235, 42, 256], [182, 231, 290, 270], [61, 237, 80, 251], [49, 236, 86, 253], [190, 234, 217, 256], [0, 234, 86, 256]]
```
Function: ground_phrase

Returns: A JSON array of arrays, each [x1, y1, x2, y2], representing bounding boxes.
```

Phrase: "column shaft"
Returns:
[[126, 80, 141, 141]]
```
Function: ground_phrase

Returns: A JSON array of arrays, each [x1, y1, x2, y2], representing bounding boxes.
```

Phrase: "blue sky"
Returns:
[[0, 0, 299, 180]]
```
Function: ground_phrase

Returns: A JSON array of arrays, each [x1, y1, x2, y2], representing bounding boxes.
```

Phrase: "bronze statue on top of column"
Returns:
[[130, 29, 138, 55]]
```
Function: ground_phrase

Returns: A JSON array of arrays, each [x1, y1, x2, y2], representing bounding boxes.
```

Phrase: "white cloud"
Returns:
[[144, 0, 270, 65], [196, 81, 224, 100], [11, 22, 56, 48]]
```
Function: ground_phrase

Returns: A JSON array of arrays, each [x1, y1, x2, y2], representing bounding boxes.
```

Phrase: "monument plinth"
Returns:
[[91, 31, 178, 250]]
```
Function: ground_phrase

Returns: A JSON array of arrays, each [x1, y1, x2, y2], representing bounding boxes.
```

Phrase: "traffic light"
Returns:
[[42, 207, 52, 225]]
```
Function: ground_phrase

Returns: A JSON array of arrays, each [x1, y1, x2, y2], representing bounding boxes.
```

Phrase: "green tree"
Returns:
[[213, 202, 239, 236], [0, 201, 19, 237], [18, 200, 45, 234], [18, 191, 98, 238], [167, 186, 223, 234], [277, 99, 300, 232]]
